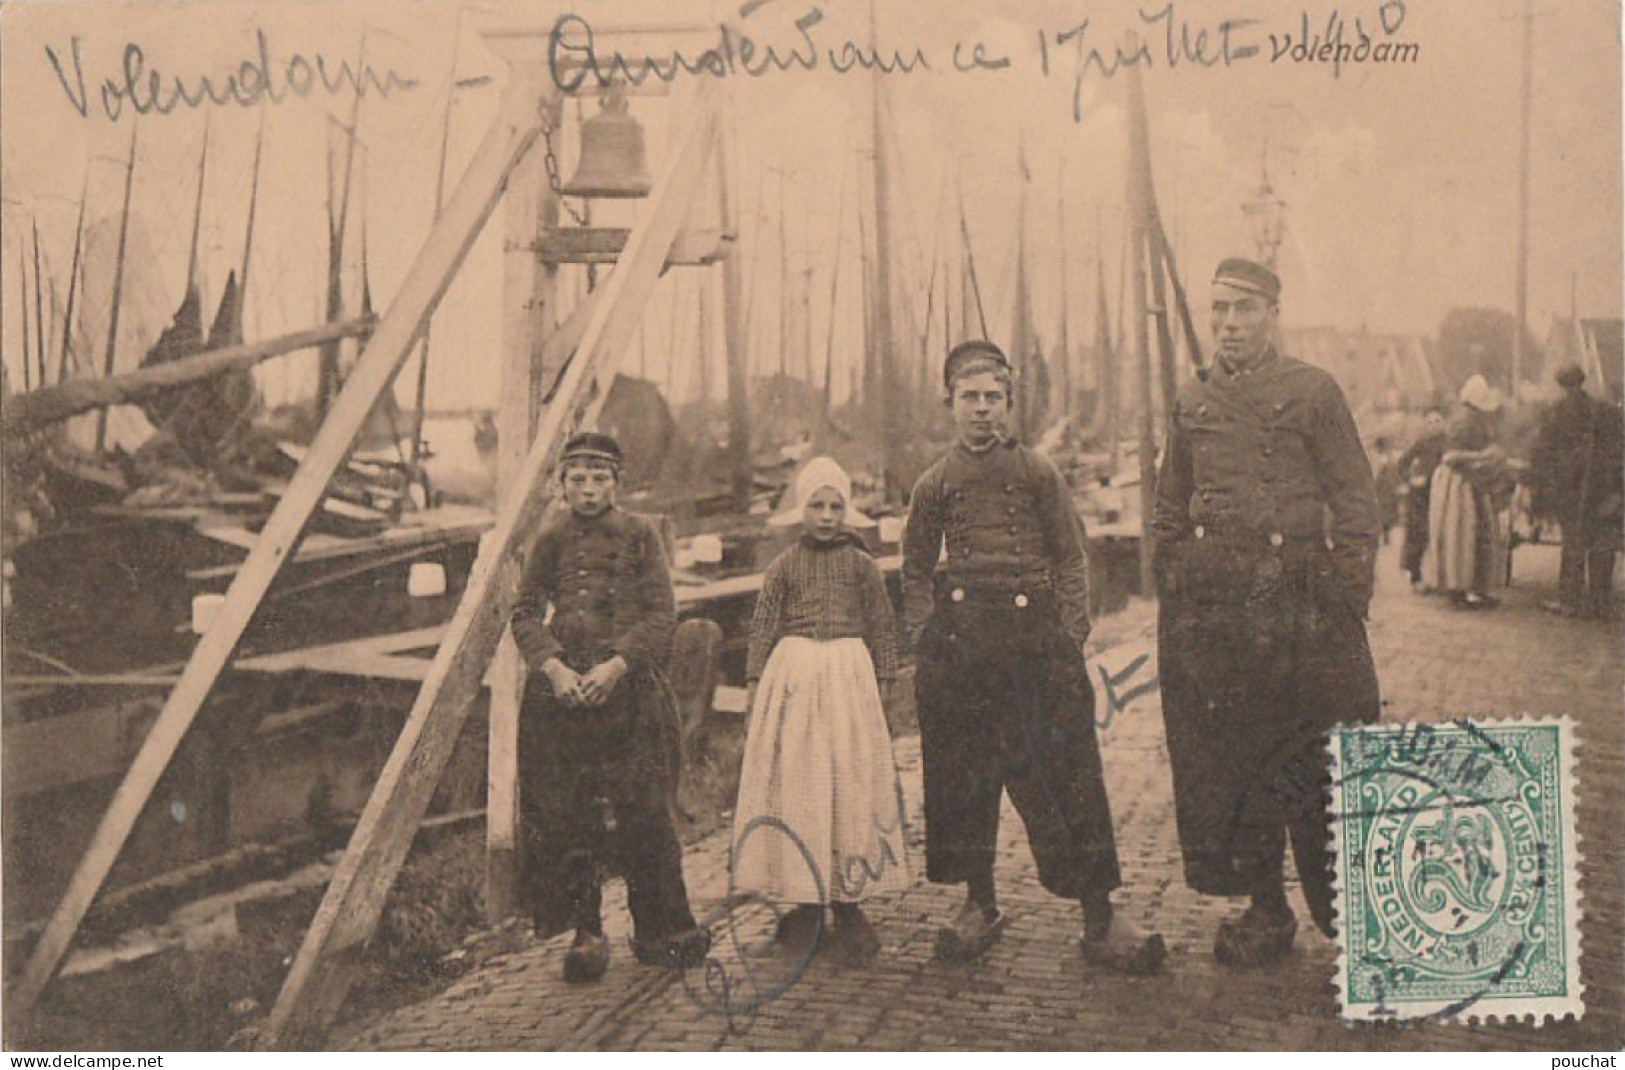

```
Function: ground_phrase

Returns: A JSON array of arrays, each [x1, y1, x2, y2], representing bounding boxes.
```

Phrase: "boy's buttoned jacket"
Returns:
[[511, 506, 675, 674], [901, 439, 1092, 653]]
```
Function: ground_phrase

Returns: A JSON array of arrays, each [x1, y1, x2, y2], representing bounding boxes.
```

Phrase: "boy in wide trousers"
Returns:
[[902, 341, 1165, 972]]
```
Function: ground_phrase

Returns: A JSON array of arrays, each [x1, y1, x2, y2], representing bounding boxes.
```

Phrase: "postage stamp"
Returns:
[[1330, 718, 1582, 1024]]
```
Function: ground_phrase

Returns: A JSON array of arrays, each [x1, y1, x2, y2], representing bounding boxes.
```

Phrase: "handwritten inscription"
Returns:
[[548, 7, 929, 92], [1267, 7, 1420, 78], [1095, 650, 1158, 730], [681, 815, 826, 1033], [44, 29, 419, 121], [551, 1, 1411, 121], [684, 799, 909, 1030]]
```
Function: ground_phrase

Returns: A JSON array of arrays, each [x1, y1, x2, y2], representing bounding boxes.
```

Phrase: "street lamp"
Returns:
[[1241, 157, 1287, 269]]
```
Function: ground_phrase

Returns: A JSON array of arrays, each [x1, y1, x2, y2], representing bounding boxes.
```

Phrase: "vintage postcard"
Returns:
[[1, 0, 1620, 1055]]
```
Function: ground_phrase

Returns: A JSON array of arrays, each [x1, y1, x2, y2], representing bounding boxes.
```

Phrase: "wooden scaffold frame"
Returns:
[[9, 29, 728, 1048]]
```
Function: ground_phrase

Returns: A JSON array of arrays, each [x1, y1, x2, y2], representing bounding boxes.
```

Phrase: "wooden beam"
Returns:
[[484, 256, 596, 923], [234, 626, 449, 676], [530, 227, 733, 266], [6, 66, 554, 1036], [486, 89, 562, 925], [3, 319, 373, 437], [263, 82, 719, 1049]]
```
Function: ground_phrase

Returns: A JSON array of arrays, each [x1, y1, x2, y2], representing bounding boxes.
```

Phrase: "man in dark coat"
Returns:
[[1152, 259, 1381, 967], [513, 432, 708, 982], [903, 341, 1165, 974], [1532, 365, 1622, 618]]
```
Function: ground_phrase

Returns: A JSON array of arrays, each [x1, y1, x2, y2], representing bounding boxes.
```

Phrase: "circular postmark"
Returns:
[[1334, 719, 1574, 1022]]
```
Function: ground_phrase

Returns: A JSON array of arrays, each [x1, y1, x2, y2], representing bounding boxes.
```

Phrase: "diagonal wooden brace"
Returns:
[[263, 82, 719, 1049], [7, 67, 555, 1035]]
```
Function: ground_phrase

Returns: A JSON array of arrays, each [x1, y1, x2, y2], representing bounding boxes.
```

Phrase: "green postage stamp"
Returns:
[[1331, 718, 1582, 1023]]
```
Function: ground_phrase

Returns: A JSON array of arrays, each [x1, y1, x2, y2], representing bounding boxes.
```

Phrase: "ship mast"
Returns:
[[94, 120, 139, 454], [319, 37, 366, 420], [31, 219, 47, 389], [55, 168, 90, 385], [869, 0, 900, 501], [718, 123, 753, 512], [1512, 0, 1533, 395]]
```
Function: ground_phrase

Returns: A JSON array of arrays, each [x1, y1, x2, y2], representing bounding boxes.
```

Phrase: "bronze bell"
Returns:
[[563, 88, 651, 199]]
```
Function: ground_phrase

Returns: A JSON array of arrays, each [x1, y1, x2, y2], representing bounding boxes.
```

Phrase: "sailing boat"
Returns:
[[134, 119, 260, 472]]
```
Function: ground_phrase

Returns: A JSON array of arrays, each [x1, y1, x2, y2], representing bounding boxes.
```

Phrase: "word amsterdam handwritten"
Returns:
[[45, 29, 419, 121]]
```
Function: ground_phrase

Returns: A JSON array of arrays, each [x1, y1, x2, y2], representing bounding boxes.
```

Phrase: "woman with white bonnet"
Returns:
[[1426, 374, 1513, 608]]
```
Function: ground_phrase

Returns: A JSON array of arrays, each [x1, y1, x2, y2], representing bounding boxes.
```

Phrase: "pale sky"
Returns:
[[1, 0, 1620, 411]]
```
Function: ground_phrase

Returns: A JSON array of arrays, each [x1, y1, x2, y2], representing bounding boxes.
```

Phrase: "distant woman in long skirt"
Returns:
[[731, 457, 910, 963], [1427, 375, 1511, 608]]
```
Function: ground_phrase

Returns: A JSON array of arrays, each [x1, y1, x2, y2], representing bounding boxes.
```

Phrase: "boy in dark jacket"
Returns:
[[513, 432, 709, 982], [902, 341, 1165, 973]]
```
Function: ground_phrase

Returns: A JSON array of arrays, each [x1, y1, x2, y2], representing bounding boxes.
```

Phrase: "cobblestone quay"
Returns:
[[342, 542, 1622, 1051]]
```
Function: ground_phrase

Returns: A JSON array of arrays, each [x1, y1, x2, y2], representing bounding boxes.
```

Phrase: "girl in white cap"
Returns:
[[731, 456, 910, 963]]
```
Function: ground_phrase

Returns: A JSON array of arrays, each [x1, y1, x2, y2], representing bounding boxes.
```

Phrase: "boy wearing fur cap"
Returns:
[[902, 341, 1166, 973], [513, 431, 710, 982]]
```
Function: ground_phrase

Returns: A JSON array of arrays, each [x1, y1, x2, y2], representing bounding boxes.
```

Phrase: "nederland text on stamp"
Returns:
[[1330, 717, 1582, 1024]]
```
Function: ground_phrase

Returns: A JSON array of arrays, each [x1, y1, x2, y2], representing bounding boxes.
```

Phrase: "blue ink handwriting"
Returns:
[[680, 815, 825, 1034], [1095, 650, 1159, 730]]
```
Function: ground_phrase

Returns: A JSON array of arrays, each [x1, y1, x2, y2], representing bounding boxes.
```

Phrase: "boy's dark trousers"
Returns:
[[519, 673, 696, 941], [913, 593, 1122, 900]]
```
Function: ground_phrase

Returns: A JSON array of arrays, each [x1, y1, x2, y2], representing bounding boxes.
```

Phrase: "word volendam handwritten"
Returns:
[[45, 30, 419, 121]]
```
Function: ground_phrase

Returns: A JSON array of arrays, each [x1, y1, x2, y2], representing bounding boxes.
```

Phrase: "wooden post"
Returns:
[[485, 88, 562, 925], [1125, 36, 1156, 596], [7, 66, 554, 1036], [668, 618, 723, 751], [263, 86, 718, 1049]]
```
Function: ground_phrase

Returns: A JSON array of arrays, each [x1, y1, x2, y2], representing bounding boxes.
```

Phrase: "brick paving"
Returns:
[[340, 541, 1623, 1051]]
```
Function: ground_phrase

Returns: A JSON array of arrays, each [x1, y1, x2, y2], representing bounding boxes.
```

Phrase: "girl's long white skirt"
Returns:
[[731, 636, 911, 905]]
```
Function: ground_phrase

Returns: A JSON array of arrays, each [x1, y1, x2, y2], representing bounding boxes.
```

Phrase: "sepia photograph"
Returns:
[[0, 0, 1620, 1054]]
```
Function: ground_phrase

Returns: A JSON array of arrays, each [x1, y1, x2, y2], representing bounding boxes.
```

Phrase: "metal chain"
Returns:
[[539, 105, 590, 228]]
